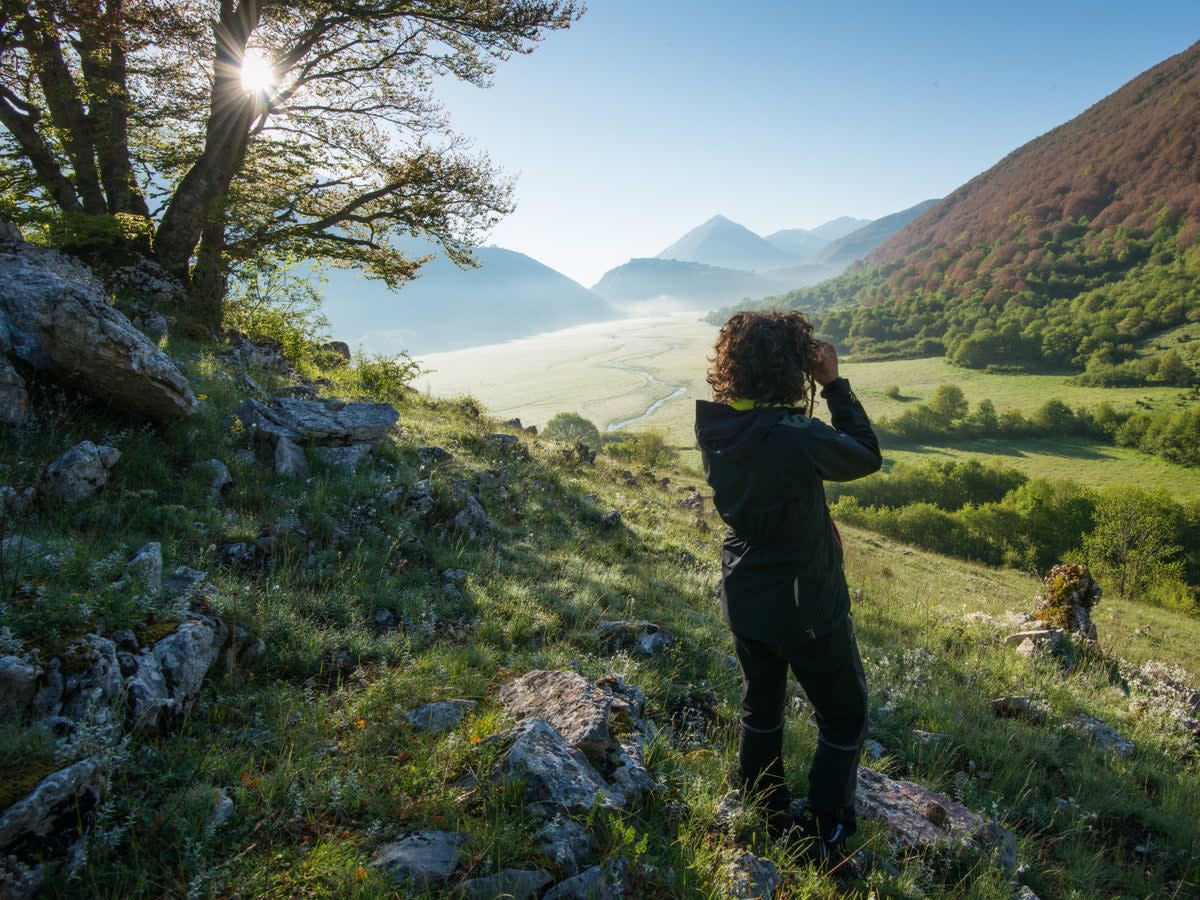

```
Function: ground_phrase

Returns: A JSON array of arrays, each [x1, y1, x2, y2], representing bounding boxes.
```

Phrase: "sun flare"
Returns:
[[240, 49, 276, 94]]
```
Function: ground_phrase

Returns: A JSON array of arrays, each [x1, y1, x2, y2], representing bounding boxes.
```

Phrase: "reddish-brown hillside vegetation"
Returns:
[[869, 39, 1200, 298]]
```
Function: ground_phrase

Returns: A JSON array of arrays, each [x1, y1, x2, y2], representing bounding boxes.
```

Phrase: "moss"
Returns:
[[0, 757, 61, 811], [135, 619, 181, 646]]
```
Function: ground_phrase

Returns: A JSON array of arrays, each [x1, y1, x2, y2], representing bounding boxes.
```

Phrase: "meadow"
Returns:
[[418, 314, 1200, 497]]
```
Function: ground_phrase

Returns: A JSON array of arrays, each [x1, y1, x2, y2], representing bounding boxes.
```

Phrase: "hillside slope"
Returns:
[[764, 40, 1200, 377], [808, 199, 940, 268], [2, 316, 1197, 897]]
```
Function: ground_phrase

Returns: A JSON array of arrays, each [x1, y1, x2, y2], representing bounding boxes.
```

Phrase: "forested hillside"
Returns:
[[755, 40, 1200, 385]]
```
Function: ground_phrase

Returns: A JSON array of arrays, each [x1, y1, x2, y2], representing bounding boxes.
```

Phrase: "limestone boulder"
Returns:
[[1062, 713, 1135, 758], [0, 656, 40, 721], [855, 767, 1017, 870], [499, 670, 615, 761], [0, 755, 105, 851], [458, 868, 552, 899], [405, 700, 476, 733], [726, 851, 781, 899], [0, 240, 197, 421], [41, 441, 119, 503], [369, 830, 467, 888], [485, 718, 618, 813]]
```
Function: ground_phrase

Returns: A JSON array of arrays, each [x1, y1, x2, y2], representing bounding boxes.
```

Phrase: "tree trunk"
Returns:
[[190, 216, 229, 327], [154, 0, 260, 280]]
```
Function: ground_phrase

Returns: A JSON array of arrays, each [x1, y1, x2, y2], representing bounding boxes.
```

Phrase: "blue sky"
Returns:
[[433, 1, 1200, 286]]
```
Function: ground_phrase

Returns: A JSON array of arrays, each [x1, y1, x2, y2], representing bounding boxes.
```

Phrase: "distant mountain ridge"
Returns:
[[322, 244, 614, 355], [595, 209, 934, 309]]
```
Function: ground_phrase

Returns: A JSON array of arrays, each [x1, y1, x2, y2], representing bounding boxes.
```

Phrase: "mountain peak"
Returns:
[[656, 215, 794, 272]]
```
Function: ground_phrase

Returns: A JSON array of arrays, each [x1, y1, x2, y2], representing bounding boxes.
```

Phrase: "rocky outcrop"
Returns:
[[1033, 563, 1100, 641], [41, 441, 120, 503], [0, 238, 198, 421], [855, 767, 1017, 871], [492, 671, 659, 811], [237, 396, 398, 478], [1062, 713, 1135, 758], [485, 718, 620, 814]]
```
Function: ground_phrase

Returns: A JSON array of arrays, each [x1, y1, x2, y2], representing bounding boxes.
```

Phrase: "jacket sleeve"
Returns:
[[780, 378, 882, 481]]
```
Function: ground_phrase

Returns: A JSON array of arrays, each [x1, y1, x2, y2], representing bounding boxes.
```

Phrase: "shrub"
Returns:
[[604, 429, 676, 467], [884, 384, 901, 400], [224, 256, 330, 367], [354, 353, 423, 401], [543, 412, 601, 449]]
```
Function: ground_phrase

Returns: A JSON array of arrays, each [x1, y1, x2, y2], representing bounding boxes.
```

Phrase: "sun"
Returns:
[[240, 49, 276, 95]]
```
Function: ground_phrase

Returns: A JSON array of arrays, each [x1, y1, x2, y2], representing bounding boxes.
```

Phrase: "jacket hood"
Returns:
[[694, 400, 790, 462]]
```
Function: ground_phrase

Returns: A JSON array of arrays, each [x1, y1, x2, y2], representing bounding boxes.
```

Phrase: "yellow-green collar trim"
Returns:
[[728, 398, 790, 411]]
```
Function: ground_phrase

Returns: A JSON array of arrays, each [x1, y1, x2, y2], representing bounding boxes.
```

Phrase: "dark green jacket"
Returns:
[[694, 378, 881, 642]]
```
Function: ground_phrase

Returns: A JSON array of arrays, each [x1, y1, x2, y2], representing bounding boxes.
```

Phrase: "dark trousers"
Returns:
[[733, 618, 868, 831]]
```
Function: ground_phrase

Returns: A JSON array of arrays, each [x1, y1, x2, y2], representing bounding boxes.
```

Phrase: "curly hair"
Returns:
[[707, 310, 819, 412]]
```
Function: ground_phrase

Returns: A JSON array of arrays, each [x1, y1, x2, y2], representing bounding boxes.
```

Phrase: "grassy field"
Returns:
[[419, 314, 1200, 496]]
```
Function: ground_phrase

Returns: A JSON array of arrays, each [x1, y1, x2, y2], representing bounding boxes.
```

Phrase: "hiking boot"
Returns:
[[787, 802, 858, 877]]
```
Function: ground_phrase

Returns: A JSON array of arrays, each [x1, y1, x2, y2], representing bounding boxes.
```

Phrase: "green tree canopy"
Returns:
[[0, 0, 581, 321]]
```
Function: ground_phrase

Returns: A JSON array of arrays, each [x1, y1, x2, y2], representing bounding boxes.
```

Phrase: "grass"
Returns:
[[418, 313, 1200, 497], [3, 332, 1198, 898]]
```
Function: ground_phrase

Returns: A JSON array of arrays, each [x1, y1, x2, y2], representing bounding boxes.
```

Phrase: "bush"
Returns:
[[884, 384, 901, 400], [604, 429, 677, 467], [353, 352, 423, 401], [543, 412, 601, 448]]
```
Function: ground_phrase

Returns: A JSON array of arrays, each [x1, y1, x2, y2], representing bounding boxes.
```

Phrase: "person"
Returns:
[[694, 310, 881, 863]]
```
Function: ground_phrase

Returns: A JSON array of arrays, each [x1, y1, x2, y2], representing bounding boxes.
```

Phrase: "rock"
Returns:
[[419, 446, 453, 464], [726, 851, 781, 900], [274, 435, 308, 478], [163, 566, 210, 600], [0, 854, 43, 900], [988, 696, 1050, 722], [485, 718, 618, 813], [370, 831, 467, 887], [1004, 629, 1064, 651], [599, 510, 622, 528], [598, 620, 676, 658], [406, 480, 436, 516], [41, 441, 120, 503], [912, 729, 952, 745], [320, 340, 351, 362], [451, 496, 493, 541], [714, 791, 748, 829], [373, 608, 398, 631], [405, 700, 476, 733], [0, 656, 40, 721], [197, 459, 233, 497], [1062, 713, 1135, 758], [863, 738, 886, 759], [0, 755, 105, 851], [442, 568, 469, 585], [59, 634, 122, 726], [236, 636, 266, 670], [210, 789, 235, 827], [0, 355, 28, 424], [489, 433, 519, 448], [225, 335, 291, 373], [231, 448, 257, 468], [108, 258, 187, 308], [315, 443, 372, 473], [212, 541, 262, 570], [131, 310, 169, 343], [238, 396, 397, 448], [0, 536, 44, 567], [498, 670, 615, 761], [123, 542, 163, 596], [855, 767, 1017, 870], [533, 816, 594, 877], [677, 491, 705, 513], [1013, 887, 1040, 900], [128, 615, 229, 730], [458, 868, 552, 899], [542, 864, 623, 900], [1033, 563, 1100, 641], [0, 486, 35, 516], [0, 240, 198, 420]]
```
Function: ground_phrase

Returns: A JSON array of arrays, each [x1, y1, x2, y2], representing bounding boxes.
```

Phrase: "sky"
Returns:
[[432, 1, 1200, 288]]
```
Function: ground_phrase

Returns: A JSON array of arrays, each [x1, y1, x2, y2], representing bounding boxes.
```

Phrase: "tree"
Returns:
[[543, 411, 600, 448], [1083, 486, 1184, 600], [0, 0, 582, 322]]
